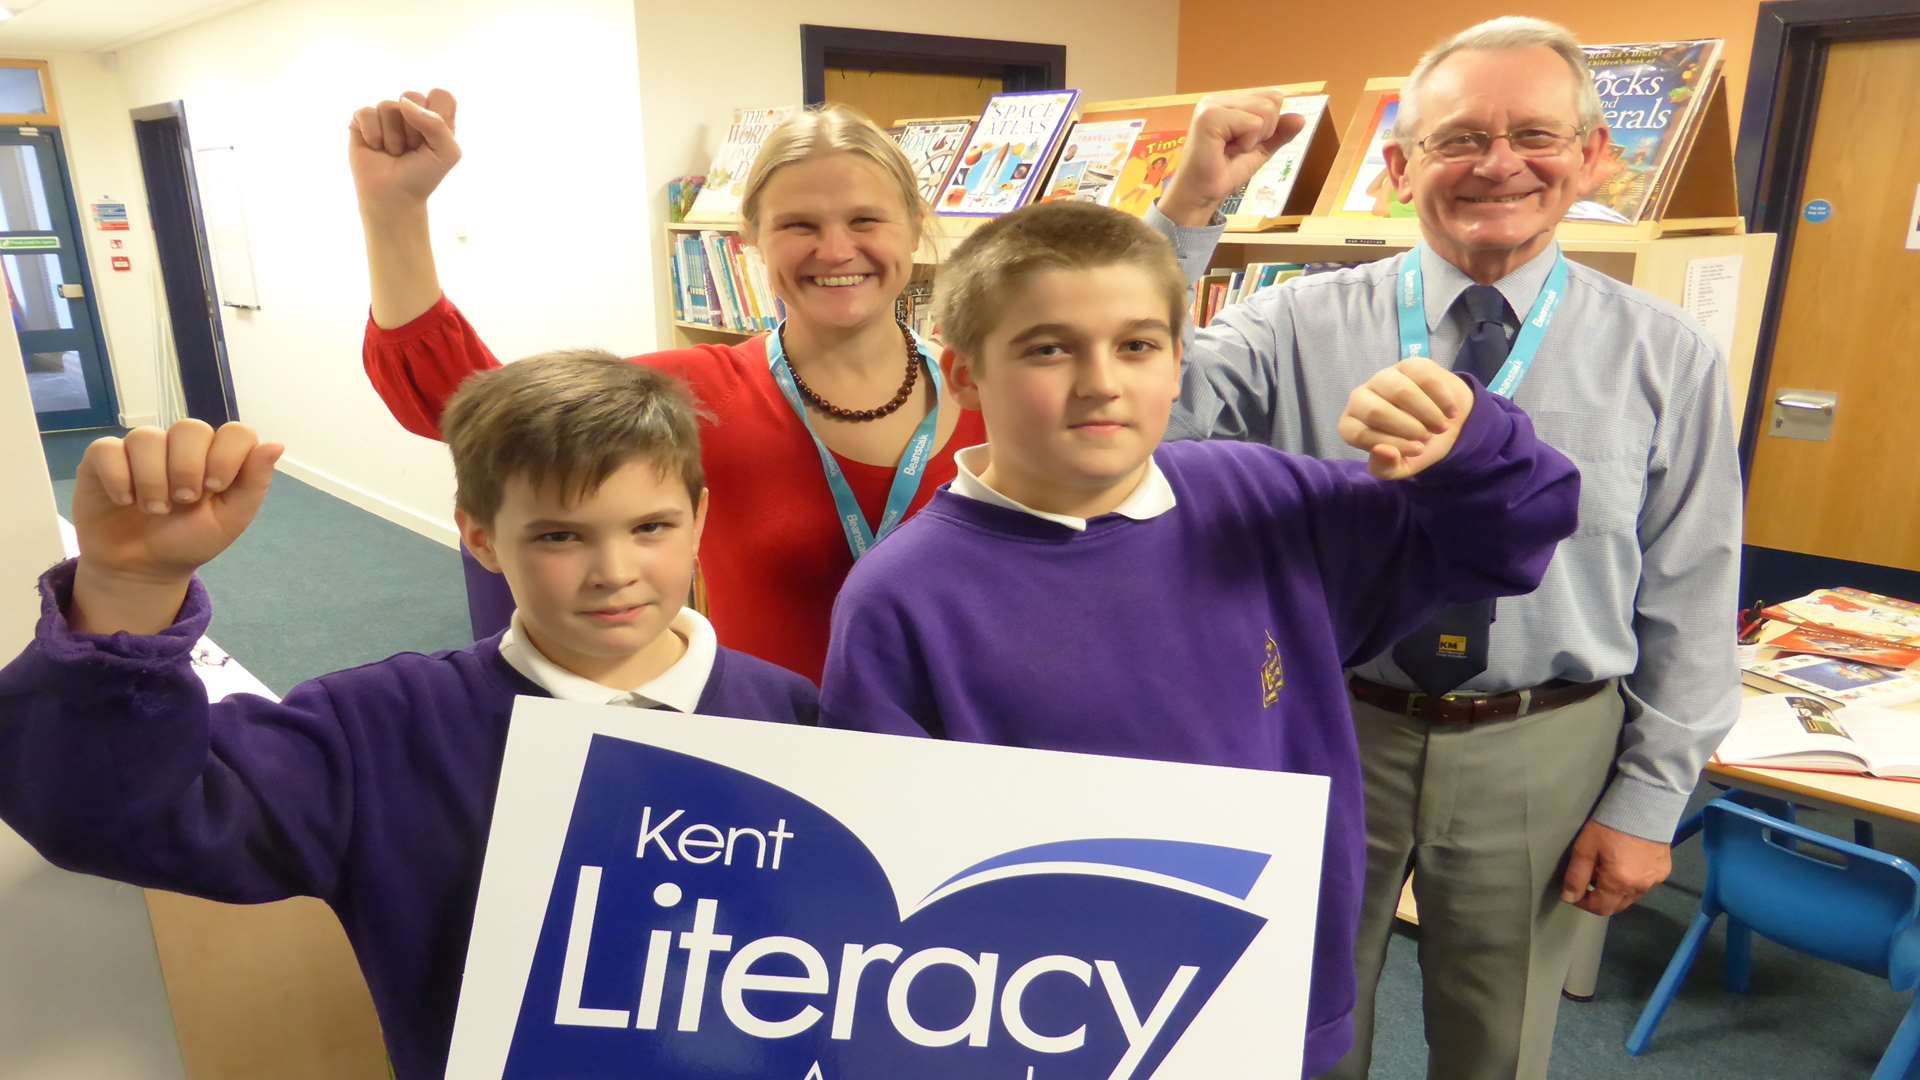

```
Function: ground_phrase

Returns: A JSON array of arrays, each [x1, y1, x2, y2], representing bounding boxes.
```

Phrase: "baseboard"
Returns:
[[119, 412, 158, 429], [273, 456, 459, 550]]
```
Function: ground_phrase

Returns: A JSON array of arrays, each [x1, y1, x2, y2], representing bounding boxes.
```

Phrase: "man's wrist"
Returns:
[[1156, 183, 1226, 228]]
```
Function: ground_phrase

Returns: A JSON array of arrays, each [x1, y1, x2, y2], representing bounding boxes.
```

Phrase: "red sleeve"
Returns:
[[362, 296, 503, 441]]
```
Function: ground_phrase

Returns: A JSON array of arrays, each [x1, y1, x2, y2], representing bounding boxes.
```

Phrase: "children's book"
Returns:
[[1762, 587, 1920, 648], [1326, 93, 1416, 220], [1767, 627, 1920, 671], [935, 90, 1079, 218], [686, 107, 798, 223], [889, 116, 978, 205], [1742, 654, 1920, 709], [1221, 94, 1331, 227], [1036, 117, 1146, 207], [1569, 40, 1724, 225], [1715, 694, 1920, 779]]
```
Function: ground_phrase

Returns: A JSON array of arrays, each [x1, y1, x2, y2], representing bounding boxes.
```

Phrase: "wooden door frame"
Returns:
[[1733, 0, 1920, 468], [799, 25, 1066, 108]]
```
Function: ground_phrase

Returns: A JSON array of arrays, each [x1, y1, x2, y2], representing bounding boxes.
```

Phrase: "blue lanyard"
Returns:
[[766, 324, 943, 561], [1395, 246, 1568, 399]]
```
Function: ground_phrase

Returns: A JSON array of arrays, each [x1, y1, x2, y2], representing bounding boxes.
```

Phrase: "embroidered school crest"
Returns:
[[1261, 630, 1285, 707]]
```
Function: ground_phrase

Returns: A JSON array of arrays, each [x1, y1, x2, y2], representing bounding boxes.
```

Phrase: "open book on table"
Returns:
[[1715, 694, 1920, 779]]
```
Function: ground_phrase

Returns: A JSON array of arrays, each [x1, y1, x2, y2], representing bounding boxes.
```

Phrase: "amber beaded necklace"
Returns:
[[780, 319, 921, 422]]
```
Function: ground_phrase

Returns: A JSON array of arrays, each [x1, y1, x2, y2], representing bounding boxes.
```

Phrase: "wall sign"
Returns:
[[448, 699, 1331, 1078]]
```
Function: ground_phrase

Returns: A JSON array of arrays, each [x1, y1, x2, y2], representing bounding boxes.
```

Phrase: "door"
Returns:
[[1, 126, 118, 431], [133, 105, 238, 426], [1743, 35, 1920, 573]]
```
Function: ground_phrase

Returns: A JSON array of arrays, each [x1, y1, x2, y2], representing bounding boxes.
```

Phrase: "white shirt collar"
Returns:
[[1418, 241, 1559, 333], [947, 444, 1177, 531], [498, 606, 716, 712]]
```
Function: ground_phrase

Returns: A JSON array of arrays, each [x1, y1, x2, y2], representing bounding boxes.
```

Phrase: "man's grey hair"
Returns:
[[1394, 16, 1604, 148]]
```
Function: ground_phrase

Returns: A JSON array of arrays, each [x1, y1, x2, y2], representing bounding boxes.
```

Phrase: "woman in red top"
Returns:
[[351, 91, 982, 683]]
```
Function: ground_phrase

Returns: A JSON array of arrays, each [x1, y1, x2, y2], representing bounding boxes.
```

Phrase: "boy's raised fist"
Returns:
[[1338, 358, 1477, 480], [349, 88, 461, 216]]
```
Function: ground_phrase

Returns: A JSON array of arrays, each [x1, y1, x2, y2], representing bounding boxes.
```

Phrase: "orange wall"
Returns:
[[1176, 1, 1766, 145]]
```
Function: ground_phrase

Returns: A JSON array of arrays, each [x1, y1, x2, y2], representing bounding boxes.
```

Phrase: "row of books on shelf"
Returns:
[[1716, 587, 1920, 781], [676, 37, 1728, 234], [1193, 262, 1360, 328], [669, 230, 785, 333]]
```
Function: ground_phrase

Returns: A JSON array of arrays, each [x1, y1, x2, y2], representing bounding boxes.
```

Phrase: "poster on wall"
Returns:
[[446, 698, 1331, 1078]]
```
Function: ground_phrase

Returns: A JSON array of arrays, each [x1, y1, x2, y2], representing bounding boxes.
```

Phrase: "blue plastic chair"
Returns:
[[1627, 798, 1920, 1078]]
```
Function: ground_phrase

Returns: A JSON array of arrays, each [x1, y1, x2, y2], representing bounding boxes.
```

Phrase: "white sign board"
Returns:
[[448, 698, 1329, 1078]]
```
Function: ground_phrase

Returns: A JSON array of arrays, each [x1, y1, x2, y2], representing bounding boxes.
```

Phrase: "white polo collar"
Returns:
[[498, 606, 716, 712], [948, 444, 1177, 531]]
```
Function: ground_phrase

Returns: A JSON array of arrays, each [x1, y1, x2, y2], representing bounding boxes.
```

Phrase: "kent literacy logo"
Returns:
[[502, 738, 1271, 1078]]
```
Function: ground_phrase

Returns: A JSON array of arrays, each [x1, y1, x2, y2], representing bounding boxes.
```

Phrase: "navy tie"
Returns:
[[1389, 285, 1510, 697]]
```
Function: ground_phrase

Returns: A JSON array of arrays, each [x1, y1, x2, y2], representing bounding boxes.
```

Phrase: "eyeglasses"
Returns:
[[1417, 125, 1585, 162]]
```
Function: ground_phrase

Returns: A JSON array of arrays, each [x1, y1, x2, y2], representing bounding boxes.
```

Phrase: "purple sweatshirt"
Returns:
[[819, 384, 1579, 1076], [0, 560, 817, 1080]]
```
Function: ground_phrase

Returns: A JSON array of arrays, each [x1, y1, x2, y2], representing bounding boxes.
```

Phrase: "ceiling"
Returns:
[[0, 0, 261, 54]]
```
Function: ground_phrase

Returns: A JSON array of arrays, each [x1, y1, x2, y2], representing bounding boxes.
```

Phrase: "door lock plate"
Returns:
[[1769, 389, 1838, 441]]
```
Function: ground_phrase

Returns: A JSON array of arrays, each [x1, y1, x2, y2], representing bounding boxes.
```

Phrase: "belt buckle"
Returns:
[[1404, 690, 1428, 720]]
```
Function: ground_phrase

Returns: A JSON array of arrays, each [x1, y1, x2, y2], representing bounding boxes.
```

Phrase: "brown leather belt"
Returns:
[[1348, 675, 1611, 725]]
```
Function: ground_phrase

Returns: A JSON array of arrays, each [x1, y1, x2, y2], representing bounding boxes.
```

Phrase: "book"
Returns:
[[1762, 588, 1920, 648], [935, 90, 1080, 218], [686, 107, 798, 223], [1767, 626, 1920, 671], [666, 176, 704, 223], [1327, 93, 1416, 219], [1221, 93, 1331, 227], [1036, 117, 1146, 206], [889, 116, 977, 205], [1743, 654, 1920, 709], [1715, 694, 1920, 779], [1568, 39, 1724, 226]]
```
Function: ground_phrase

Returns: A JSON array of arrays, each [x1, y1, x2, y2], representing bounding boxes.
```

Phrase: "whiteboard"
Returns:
[[190, 145, 259, 310]]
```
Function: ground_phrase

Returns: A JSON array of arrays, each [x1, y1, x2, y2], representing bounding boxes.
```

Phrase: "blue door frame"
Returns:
[[3, 124, 118, 431]]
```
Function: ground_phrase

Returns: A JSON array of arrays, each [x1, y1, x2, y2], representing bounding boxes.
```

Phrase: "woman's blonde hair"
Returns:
[[738, 104, 932, 244]]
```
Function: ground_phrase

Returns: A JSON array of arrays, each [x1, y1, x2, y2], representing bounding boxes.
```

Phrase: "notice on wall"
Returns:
[[1683, 254, 1742, 359], [1907, 184, 1920, 252], [90, 200, 128, 231]]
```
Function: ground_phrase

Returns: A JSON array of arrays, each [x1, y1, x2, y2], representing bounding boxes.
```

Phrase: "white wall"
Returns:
[[0, 285, 186, 1079], [632, 0, 1183, 342], [103, 0, 653, 545]]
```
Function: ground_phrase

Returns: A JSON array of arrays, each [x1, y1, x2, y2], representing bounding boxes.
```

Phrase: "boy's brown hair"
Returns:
[[441, 350, 705, 524], [931, 201, 1188, 359]]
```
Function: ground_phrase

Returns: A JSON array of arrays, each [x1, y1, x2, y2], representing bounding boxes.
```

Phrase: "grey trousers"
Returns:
[[1326, 684, 1625, 1080]]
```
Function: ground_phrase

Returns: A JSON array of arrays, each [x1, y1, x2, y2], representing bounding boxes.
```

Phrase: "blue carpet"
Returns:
[[49, 461, 469, 696]]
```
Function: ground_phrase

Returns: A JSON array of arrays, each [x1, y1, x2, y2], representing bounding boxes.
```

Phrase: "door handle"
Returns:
[[1773, 394, 1834, 414], [59, 283, 84, 299]]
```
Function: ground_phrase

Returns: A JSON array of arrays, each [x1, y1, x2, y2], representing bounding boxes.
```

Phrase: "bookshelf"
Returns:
[[663, 222, 1773, 440], [664, 61, 1772, 439]]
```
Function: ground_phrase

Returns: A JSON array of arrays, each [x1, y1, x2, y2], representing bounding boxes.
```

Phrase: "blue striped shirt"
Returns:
[[1153, 208, 1742, 840]]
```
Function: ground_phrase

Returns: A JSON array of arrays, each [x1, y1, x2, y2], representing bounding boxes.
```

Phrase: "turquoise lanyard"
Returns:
[[766, 323, 943, 561], [1395, 246, 1569, 398]]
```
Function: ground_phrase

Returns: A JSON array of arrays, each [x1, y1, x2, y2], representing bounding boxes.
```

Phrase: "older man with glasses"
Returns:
[[1146, 16, 1742, 1079]]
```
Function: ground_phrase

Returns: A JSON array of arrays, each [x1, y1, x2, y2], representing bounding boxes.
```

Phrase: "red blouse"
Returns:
[[364, 297, 983, 683]]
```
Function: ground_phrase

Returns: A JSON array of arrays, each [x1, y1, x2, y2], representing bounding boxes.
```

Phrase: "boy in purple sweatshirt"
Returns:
[[0, 352, 815, 1080], [818, 201, 1579, 1076]]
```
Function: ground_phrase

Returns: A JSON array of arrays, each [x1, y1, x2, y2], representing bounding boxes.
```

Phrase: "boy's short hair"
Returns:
[[932, 201, 1188, 359], [441, 350, 705, 524]]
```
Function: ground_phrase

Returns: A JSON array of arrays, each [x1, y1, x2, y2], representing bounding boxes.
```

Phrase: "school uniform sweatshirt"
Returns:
[[0, 560, 818, 1080], [818, 384, 1580, 1076]]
